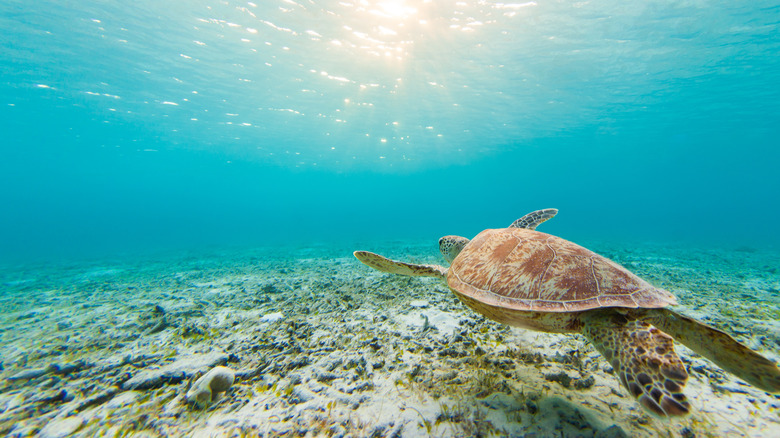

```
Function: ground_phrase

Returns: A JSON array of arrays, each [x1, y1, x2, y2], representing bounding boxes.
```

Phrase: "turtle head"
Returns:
[[439, 236, 470, 264]]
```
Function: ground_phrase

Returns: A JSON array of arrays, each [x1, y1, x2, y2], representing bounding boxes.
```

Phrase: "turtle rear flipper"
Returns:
[[582, 314, 690, 417], [354, 251, 447, 279], [647, 309, 780, 393]]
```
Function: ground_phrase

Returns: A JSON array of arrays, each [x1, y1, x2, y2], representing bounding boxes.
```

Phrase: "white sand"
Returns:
[[0, 241, 778, 436]]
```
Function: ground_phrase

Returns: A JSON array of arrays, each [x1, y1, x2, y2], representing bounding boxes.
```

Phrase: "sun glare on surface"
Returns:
[[375, 0, 419, 19], [192, 0, 539, 165], [331, 0, 429, 62]]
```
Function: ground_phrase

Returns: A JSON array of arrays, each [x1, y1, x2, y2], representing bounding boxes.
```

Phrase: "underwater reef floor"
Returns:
[[1, 240, 779, 437]]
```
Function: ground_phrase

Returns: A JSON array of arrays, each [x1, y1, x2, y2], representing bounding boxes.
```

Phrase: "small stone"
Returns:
[[689, 358, 709, 374], [544, 371, 572, 388], [37, 389, 70, 405], [288, 373, 303, 385], [260, 312, 284, 323], [712, 383, 751, 394], [52, 360, 88, 376], [186, 366, 236, 409], [574, 375, 595, 390], [106, 391, 142, 409], [38, 415, 84, 438], [146, 317, 169, 334], [7, 366, 52, 382], [325, 359, 343, 372], [409, 300, 429, 308], [291, 386, 316, 403], [315, 371, 340, 383], [67, 387, 120, 414], [122, 352, 228, 390]]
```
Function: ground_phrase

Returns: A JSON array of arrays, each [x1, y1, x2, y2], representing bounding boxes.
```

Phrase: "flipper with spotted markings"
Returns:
[[645, 308, 780, 393], [582, 312, 690, 417], [354, 251, 447, 280], [509, 208, 558, 230]]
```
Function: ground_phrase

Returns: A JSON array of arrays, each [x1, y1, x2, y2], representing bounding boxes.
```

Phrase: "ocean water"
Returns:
[[1, 1, 780, 437], [2, 0, 779, 261]]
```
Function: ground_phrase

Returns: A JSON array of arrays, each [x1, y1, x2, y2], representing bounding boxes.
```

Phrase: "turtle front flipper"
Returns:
[[582, 313, 690, 417], [509, 208, 558, 230], [354, 251, 447, 280], [645, 308, 780, 393]]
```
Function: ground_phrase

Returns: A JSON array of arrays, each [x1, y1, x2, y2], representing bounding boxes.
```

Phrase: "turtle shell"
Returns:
[[447, 228, 677, 313]]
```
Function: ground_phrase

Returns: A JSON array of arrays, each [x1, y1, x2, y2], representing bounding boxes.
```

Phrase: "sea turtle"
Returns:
[[354, 209, 780, 417]]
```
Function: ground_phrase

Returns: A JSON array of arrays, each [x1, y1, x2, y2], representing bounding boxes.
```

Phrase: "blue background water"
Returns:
[[1, 0, 779, 262]]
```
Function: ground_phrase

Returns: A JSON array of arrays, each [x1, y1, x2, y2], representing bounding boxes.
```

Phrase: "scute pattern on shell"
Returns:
[[447, 228, 677, 312]]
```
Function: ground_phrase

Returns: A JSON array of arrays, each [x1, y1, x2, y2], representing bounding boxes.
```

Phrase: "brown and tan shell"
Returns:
[[448, 228, 677, 313]]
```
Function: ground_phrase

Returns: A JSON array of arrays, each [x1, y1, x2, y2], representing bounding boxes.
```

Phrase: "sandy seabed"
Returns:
[[1, 240, 779, 437]]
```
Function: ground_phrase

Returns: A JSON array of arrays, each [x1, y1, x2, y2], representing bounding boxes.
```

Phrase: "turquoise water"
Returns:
[[2, 3, 780, 435], [1, 0, 779, 262]]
